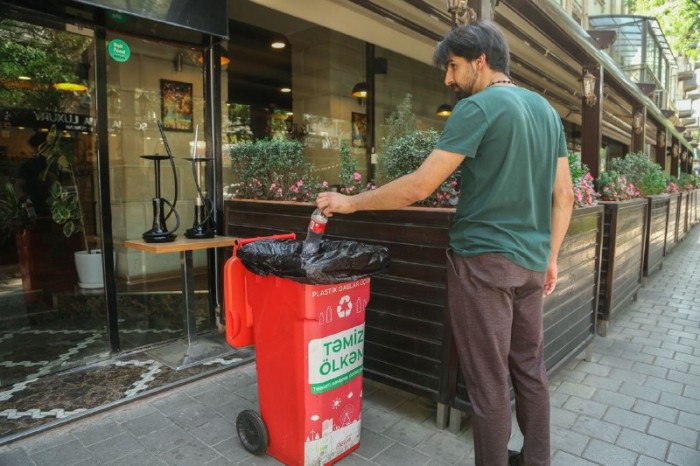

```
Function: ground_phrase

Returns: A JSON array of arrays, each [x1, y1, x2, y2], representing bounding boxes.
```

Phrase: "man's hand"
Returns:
[[316, 192, 355, 217], [543, 260, 558, 297]]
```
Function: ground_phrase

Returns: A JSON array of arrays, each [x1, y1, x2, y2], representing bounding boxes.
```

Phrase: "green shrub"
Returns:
[[596, 170, 640, 201], [381, 94, 419, 149], [607, 153, 667, 196], [568, 154, 598, 208], [379, 130, 439, 182], [228, 139, 319, 201], [337, 142, 374, 195], [379, 129, 459, 207], [678, 173, 699, 191], [568, 153, 589, 185]]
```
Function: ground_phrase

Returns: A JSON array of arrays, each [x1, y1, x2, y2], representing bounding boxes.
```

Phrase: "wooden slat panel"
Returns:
[[665, 194, 680, 254], [598, 199, 647, 321], [450, 206, 602, 410], [678, 193, 688, 241], [225, 200, 452, 401], [644, 196, 669, 277], [225, 201, 602, 411]]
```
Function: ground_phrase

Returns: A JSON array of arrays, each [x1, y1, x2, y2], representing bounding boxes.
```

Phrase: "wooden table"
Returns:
[[125, 236, 238, 370]]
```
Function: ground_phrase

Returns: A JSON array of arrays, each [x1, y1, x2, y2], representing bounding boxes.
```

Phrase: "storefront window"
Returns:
[[0, 16, 109, 387]]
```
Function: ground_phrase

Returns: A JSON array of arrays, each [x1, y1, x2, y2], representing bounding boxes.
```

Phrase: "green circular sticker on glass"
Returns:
[[108, 39, 131, 62], [107, 11, 128, 23]]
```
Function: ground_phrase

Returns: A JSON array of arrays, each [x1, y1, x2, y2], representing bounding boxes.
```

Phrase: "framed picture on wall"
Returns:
[[160, 79, 193, 131], [351, 112, 367, 149]]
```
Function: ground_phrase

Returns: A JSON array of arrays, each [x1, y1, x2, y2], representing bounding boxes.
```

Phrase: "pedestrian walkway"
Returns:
[[1, 226, 699, 465]]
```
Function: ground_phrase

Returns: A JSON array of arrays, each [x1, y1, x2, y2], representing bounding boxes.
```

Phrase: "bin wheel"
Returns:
[[236, 409, 268, 455]]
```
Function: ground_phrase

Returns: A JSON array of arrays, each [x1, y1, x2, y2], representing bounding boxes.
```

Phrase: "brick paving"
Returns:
[[1, 225, 699, 465]]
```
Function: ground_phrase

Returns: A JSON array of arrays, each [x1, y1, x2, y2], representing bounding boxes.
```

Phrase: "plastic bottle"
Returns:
[[301, 208, 328, 257]]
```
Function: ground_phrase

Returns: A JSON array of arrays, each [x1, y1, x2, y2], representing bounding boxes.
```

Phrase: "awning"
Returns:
[[73, 0, 229, 38]]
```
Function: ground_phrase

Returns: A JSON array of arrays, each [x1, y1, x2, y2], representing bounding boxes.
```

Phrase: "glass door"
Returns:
[[104, 31, 211, 351], [0, 15, 109, 388]]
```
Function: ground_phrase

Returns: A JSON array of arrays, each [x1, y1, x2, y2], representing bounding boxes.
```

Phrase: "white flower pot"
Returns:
[[74, 249, 109, 289]]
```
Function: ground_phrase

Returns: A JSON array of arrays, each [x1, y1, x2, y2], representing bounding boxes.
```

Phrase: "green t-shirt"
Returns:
[[435, 86, 567, 272]]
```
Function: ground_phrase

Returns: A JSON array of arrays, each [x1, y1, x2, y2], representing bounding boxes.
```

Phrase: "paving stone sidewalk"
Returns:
[[1, 226, 699, 466]]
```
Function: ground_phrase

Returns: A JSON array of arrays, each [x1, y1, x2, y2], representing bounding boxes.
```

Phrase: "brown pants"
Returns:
[[447, 252, 550, 466]]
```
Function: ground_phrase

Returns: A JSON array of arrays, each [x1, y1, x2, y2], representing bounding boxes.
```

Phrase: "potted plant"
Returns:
[[607, 153, 671, 279], [39, 125, 105, 289], [0, 156, 81, 302], [594, 165, 648, 335], [0, 183, 31, 266]]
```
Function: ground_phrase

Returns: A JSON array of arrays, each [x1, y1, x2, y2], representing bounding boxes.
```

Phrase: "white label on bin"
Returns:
[[308, 324, 365, 394], [304, 420, 361, 466]]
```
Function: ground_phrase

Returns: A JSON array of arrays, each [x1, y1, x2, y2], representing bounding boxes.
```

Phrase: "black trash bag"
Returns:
[[237, 239, 390, 285]]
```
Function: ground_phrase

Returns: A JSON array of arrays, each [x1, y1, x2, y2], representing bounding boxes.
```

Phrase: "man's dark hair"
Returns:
[[433, 20, 510, 75]]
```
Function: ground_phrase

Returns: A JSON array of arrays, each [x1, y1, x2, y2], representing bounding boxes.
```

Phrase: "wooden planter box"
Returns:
[[665, 193, 680, 255], [643, 196, 670, 279], [224, 200, 603, 430], [447, 205, 603, 421], [224, 200, 454, 412], [597, 199, 648, 336]]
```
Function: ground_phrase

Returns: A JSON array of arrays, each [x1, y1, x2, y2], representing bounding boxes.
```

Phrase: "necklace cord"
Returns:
[[487, 79, 515, 87]]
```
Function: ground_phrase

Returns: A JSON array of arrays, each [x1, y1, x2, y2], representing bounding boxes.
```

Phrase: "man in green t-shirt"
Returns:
[[316, 20, 573, 466]]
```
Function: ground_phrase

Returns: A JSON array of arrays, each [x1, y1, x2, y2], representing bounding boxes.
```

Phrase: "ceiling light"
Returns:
[[352, 82, 368, 99], [351, 82, 368, 105], [271, 41, 286, 49], [436, 104, 452, 118], [281, 87, 291, 93], [54, 82, 88, 92]]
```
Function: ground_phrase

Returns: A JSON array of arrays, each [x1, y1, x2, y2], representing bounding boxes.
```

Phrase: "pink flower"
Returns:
[[322, 181, 329, 188], [353, 172, 362, 181], [297, 180, 304, 186]]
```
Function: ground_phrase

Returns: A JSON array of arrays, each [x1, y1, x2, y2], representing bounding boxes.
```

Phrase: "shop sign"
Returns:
[[107, 11, 128, 23], [1, 108, 94, 132], [108, 39, 131, 62]]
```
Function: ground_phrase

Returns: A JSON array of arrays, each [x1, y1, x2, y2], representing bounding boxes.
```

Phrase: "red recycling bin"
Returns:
[[224, 234, 370, 466]]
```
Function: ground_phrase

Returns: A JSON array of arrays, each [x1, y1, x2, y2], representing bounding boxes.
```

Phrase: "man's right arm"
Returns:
[[316, 149, 464, 216]]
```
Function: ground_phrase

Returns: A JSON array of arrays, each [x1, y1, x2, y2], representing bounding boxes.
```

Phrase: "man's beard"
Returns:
[[454, 89, 470, 100]]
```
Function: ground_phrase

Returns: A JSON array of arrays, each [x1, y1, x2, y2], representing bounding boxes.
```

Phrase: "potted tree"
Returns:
[[39, 125, 105, 289], [0, 164, 81, 303]]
